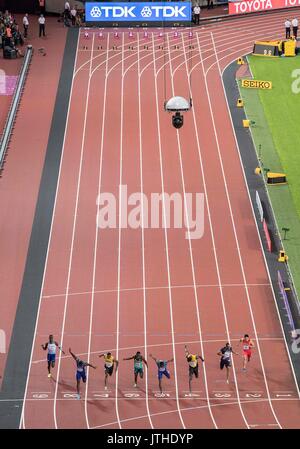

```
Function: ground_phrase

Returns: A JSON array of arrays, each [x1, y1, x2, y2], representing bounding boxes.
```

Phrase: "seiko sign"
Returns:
[[85, 2, 192, 22]]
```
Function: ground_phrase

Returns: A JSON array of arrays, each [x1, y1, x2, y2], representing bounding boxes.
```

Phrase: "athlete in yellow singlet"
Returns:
[[185, 345, 204, 394], [99, 352, 119, 390]]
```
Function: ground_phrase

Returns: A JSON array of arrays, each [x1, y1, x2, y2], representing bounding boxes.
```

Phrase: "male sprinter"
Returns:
[[99, 352, 119, 390], [218, 342, 238, 384], [41, 334, 65, 378], [69, 348, 96, 399], [184, 345, 204, 394], [150, 354, 173, 395], [238, 334, 255, 371], [123, 351, 148, 388]]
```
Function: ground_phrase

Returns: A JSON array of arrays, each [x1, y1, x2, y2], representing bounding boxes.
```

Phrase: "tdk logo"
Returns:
[[94, 6, 188, 18], [86, 2, 191, 21], [98, 6, 136, 18]]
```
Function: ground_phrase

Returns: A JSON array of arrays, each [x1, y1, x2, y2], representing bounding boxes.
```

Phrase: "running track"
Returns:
[[20, 11, 300, 428]]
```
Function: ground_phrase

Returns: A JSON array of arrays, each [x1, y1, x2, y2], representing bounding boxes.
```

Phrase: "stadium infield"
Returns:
[[238, 53, 300, 300]]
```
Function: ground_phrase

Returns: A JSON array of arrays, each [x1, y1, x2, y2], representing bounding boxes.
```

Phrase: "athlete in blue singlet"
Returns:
[[41, 334, 65, 378], [69, 348, 97, 400], [149, 354, 173, 394]]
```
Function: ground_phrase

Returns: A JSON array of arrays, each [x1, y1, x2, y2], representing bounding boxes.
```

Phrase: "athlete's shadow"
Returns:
[[86, 398, 108, 412], [55, 378, 75, 392]]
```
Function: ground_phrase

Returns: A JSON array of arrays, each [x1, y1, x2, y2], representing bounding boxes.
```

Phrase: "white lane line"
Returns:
[[152, 33, 185, 430], [187, 20, 286, 84], [206, 31, 281, 428], [19, 30, 81, 430], [5, 396, 300, 403], [167, 20, 285, 89], [194, 32, 249, 429], [115, 31, 125, 430], [42, 282, 271, 299], [84, 32, 110, 429], [220, 56, 300, 401], [137, 32, 154, 429], [19, 21, 290, 428], [52, 33, 96, 429], [217, 62, 300, 401], [166, 32, 217, 429], [21, 30, 144, 430], [90, 395, 299, 429]]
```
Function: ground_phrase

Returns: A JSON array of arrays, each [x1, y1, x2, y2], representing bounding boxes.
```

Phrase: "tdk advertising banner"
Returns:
[[85, 2, 192, 23]]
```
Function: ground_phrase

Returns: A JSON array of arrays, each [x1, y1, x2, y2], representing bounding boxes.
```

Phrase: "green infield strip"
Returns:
[[238, 54, 300, 298]]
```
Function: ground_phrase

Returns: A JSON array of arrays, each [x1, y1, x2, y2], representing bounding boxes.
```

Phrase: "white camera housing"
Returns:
[[164, 96, 192, 112]]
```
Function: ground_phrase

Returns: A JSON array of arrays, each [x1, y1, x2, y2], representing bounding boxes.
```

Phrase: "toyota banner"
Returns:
[[85, 2, 192, 25], [229, 0, 300, 14]]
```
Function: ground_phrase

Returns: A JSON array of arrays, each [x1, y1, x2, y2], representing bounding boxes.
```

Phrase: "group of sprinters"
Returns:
[[42, 335, 254, 400]]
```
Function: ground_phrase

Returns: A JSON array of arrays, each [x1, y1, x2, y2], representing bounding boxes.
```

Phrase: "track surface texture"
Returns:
[[5, 10, 300, 429]]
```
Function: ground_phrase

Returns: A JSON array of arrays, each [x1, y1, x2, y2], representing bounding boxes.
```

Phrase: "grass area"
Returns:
[[238, 54, 300, 297]]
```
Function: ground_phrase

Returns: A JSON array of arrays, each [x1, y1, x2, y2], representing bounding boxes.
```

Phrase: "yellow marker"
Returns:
[[243, 119, 250, 128], [237, 98, 244, 107], [278, 250, 288, 262], [267, 172, 287, 185]]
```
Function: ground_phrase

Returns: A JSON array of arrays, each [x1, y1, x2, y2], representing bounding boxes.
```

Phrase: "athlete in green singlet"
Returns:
[[123, 351, 148, 388]]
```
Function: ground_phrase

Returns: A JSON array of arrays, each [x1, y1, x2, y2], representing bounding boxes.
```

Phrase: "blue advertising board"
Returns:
[[85, 2, 192, 23]]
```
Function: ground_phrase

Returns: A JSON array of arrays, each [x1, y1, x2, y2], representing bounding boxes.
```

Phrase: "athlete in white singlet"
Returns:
[[42, 334, 65, 378]]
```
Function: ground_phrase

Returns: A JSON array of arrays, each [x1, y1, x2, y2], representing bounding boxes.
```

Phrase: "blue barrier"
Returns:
[[278, 270, 296, 332]]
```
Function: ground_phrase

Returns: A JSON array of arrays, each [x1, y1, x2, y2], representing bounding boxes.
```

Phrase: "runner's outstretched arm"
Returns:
[[55, 341, 65, 355], [69, 348, 77, 360], [149, 354, 157, 362], [87, 363, 97, 369], [142, 357, 148, 367]]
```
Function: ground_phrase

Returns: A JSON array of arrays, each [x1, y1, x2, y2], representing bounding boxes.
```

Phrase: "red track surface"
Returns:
[[0, 17, 67, 387], [20, 11, 300, 428]]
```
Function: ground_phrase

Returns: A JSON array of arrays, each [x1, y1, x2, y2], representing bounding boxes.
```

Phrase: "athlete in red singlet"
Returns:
[[239, 334, 254, 371]]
